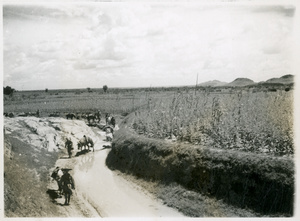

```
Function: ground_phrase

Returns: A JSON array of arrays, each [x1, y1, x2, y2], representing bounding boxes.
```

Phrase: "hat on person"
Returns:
[[62, 168, 72, 173]]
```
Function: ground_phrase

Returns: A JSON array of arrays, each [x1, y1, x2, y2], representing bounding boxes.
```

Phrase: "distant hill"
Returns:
[[226, 78, 255, 87], [198, 80, 227, 87], [264, 74, 294, 84], [197, 75, 294, 88]]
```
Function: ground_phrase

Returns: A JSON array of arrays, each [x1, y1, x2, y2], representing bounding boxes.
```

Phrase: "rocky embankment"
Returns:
[[3, 117, 105, 217]]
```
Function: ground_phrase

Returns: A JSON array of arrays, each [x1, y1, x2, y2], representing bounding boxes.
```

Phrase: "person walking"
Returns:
[[65, 138, 73, 158], [110, 115, 116, 127], [105, 126, 114, 141], [60, 169, 75, 205]]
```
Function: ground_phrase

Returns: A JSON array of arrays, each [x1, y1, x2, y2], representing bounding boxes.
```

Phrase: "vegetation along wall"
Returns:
[[106, 128, 294, 216]]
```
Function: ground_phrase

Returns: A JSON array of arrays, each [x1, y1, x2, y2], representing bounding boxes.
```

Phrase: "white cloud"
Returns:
[[3, 3, 296, 90]]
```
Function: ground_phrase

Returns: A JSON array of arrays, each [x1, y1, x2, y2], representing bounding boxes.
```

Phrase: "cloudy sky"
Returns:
[[3, 2, 297, 90]]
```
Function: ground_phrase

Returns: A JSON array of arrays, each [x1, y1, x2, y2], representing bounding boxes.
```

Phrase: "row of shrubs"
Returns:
[[106, 128, 294, 216]]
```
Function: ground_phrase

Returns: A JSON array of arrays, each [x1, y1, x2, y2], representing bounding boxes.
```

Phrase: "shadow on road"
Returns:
[[75, 149, 91, 157], [100, 145, 111, 151], [46, 189, 62, 202], [60, 156, 72, 159]]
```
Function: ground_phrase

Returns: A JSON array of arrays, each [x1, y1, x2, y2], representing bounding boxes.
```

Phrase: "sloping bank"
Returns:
[[106, 128, 294, 216]]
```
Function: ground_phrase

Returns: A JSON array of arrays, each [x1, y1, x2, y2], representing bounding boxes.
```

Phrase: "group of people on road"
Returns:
[[52, 115, 117, 206], [51, 166, 75, 206]]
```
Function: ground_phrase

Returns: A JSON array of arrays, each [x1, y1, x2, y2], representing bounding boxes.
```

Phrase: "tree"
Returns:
[[3, 86, 15, 95], [45, 88, 48, 92], [103, 85, 108, 93]]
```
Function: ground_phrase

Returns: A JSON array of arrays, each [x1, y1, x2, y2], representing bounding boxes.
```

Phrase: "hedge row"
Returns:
[[106, 128, 294, 216]]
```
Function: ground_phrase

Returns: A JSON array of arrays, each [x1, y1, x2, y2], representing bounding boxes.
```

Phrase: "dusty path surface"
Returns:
[[5, 117, 183, 217], [50, 126, 184, 217]]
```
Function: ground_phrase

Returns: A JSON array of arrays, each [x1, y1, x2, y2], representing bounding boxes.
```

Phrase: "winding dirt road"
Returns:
[[52, 128, 184, 217]]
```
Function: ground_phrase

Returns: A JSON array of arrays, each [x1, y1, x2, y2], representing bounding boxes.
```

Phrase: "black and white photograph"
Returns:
[[1, 0, 299, 219]]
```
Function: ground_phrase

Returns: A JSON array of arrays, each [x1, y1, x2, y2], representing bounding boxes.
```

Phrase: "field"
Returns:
[[4, 86, 294, 156], [4, 88, 150, 115], [131, 89, 294, 156], [3, 85, 295, 216]]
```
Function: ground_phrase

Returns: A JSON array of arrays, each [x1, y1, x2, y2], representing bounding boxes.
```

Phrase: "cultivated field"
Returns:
[[132, 89, 294, 156], [4, 89, 149, 115], [4, 86, 294, 156]]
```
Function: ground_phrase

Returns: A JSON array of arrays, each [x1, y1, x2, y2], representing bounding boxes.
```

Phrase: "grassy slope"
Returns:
[[106, 127, 294, 217], [4, 135, 62, 217]]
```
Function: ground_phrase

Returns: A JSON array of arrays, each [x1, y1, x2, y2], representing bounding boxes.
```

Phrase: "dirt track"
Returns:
[[47, 124, 184, 217], [4, 117, 184, 217]]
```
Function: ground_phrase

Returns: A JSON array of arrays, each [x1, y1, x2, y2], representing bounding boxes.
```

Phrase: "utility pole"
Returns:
[[132, 94, 135, 111], [194, 73, 199, 95]]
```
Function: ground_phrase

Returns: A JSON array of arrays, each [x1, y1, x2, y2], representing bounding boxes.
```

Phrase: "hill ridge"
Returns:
[[197, 75, 294, 87]]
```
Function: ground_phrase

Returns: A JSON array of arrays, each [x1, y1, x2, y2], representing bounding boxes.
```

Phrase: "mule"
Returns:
[[66, 113, 76, 119], [77, 136, 94, 152], [87, 114, 96, 123]]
